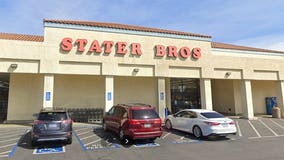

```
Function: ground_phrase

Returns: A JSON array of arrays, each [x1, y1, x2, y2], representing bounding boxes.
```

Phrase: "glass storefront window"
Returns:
[[170, 78, 201, 113]]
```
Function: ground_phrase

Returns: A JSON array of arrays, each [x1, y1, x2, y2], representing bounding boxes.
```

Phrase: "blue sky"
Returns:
[[0, 0, 284, 51]]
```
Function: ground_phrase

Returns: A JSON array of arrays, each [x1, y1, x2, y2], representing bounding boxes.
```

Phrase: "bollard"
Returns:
[[272, 107, 281, 118]]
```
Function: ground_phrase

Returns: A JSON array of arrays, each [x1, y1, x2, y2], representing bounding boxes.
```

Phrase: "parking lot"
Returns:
[[2, 117, 284, 160]]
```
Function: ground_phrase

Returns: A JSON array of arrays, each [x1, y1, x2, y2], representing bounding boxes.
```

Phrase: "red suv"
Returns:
[[103, 103, 162, 143]]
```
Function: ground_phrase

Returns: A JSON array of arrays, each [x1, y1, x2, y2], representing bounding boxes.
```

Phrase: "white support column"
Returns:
[[158, 78, 166, 120], [241, 80, 254, 119], [166, 78, 172, 113], [276, 81, 284, 117], [105, 76, 114, 112], [43, 74, 54, 109], [200, 79, 213, 110]]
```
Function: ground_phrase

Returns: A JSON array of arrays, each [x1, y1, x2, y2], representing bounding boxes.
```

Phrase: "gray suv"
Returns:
[[31, 108, 73, 146]]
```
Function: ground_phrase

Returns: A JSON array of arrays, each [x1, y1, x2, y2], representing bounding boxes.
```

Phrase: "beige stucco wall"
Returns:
[[251, 80, 277, 114], [7, 74, 43, 120], [2, 22, 284, 120], [212, 79, 235, 115], [114, 77, 157, 107], [53, 75, 105, 109]]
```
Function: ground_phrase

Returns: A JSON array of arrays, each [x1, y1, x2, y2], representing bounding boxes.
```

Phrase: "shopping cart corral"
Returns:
[[67, 108, 104, 124]]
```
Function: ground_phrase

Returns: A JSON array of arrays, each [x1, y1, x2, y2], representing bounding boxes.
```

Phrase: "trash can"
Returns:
[[265, 97, 277, 115], [272, 107, 281, 118]]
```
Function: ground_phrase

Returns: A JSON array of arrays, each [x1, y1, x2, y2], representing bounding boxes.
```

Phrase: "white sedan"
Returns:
[[165, 109, 237, 138]]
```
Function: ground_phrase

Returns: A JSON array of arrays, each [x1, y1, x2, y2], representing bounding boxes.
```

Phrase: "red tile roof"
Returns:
[[44, 19, 212, 39], [212, 42, 284, 54], [0, 32, 44, 42]]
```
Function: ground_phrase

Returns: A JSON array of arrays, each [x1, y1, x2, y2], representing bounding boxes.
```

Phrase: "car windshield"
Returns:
[[200, 112, 225, 118], [38, 112, 67, 121], [132, 109, 159, 119]]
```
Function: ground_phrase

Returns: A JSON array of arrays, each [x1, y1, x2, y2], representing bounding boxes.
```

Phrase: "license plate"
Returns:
[[144, 124, 151, 128], [49, 124, 58, 128], [222, 123, 228, 127]]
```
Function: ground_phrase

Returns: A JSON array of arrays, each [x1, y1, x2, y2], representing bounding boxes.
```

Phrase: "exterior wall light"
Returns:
[[225, 72, 231, 77], [133, 68, 139, 72], [10, 64, 18, 69]]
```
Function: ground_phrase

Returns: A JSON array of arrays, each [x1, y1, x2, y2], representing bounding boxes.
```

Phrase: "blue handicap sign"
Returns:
[[33, 146, 65, 155], [134, 143, 160, 148]]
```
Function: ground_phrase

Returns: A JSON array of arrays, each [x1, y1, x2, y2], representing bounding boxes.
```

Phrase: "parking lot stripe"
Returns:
[[80, 134, 97, 140], [0, 150, 10, 155], [77, 130, 92, 136], [74, 127, 91, 132], [0, 130, 24, 136], [162, 133, 171, 139], [0, 155, 8, 158], [84, 139, 101, 146], [235, 121, 242, 137], [0, 137, 19, 143], [0, 133, 22, 139], [73, 131, 87, 151], [270, 119, 284, 130], [259, 119, 278, 136], [0, 143, 16, 149], [248, 120, 261, 138]]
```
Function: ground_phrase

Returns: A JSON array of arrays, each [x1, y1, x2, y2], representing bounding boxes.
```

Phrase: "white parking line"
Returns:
[[0, 155, 8, 158], [248, 120, 261, 138], [84, 139, 101, 146], [0, 150, 11, 155], [0, 130, 24, 136], [162, 133, 171, 139], [80, 134, 97, 140], [0, 137, 19, 143], [74, 127, 91, 132], [235, 121, 242, 137], [259, 119, 278, 136], [0, 133, 22, 139], [0, 143, 16, 149], [248, 135, 284, 139], [270, 119, 284, 130], [77, 130, 92, 136]]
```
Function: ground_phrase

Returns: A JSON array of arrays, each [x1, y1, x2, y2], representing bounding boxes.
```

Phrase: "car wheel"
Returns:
[[31, 140, 37, 147], [119, 129, 128, 144], [102, 122, 107, 131], [165, 120, 172, 130], [193, 126, 203, 138], [66, 137, 72, 145]]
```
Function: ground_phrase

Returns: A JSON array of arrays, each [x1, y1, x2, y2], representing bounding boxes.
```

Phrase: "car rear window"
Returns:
[[131, 109, 159, 119], [200, 112, 225, 118], [38, 112, 67, 121]]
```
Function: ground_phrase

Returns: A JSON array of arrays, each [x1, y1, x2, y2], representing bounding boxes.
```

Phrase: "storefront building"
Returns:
[[1, 19, 284, 122]]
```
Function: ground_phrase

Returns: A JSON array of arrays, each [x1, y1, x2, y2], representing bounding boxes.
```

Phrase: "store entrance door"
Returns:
[[0, 73, 9, 122], [170, 78, 201, 114]]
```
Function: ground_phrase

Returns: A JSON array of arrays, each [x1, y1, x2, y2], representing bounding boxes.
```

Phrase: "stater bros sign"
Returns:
[[60, 37, 201, 60]]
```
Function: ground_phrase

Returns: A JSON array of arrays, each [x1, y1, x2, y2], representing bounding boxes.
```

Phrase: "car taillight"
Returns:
[[34, 120, 45, 124], [62, 119, 72, 124], [204, 121, 220, 126], [129, 120, 141, 125], [154, 119, 162, 124], [229, 121, 235, 125]]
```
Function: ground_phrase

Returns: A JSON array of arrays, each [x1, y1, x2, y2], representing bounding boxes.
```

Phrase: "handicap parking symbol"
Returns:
[[33, 146, 65, 155]]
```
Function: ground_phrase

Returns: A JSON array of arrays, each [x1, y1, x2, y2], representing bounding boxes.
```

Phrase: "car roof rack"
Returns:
[[119, 103, 152, 108]]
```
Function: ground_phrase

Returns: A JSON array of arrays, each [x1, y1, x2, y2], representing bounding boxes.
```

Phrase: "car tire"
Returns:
[[165, 120, 172, 130], [31, 140, 37, 147], [66, 137, 72, 145], [102, 122, 107, 131], [193, 126, 203, 138], [119, 129, 128, 144]]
